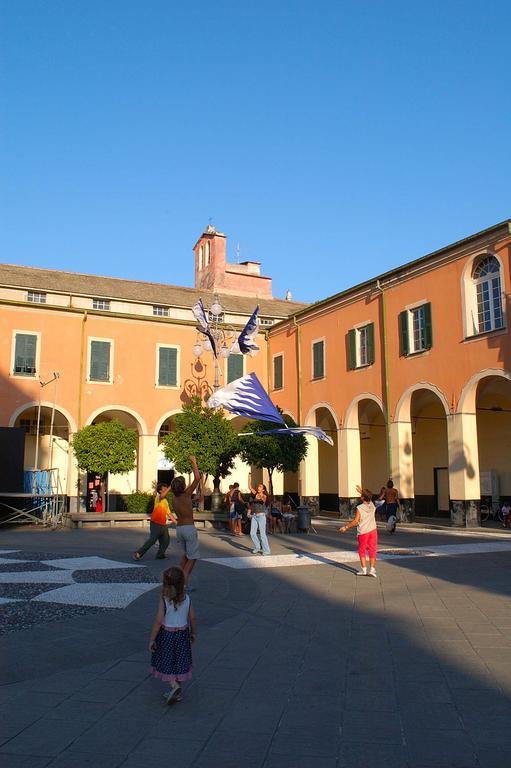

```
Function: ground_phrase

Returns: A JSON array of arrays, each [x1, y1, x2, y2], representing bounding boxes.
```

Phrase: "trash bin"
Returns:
[[296, 506, 311, 533]]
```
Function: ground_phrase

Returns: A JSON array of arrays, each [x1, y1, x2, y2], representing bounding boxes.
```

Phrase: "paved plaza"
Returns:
[[1, 522, 511, 768]]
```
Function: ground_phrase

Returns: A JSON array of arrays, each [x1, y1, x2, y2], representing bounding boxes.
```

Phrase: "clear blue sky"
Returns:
[[1, 0, 509, 304]]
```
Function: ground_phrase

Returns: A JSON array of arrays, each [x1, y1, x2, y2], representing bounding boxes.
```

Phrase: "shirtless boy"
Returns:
[[170, 455, 202, 585]]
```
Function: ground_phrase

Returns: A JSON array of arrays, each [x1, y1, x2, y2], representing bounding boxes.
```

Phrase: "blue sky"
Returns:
[[1, 0, 509, 304]]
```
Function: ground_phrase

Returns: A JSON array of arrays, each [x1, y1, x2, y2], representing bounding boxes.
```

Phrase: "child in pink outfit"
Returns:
[[339, 485, 378, 578]]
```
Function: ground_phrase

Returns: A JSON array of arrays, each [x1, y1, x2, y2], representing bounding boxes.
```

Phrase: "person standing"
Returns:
[[231, 482, 246, 537], [379, 480, 400, 532], [339, 485, 378, 577], [149, 566, 196, 704], [134, 483, 177, 560], [248, 475, 271, 555], [171, 455, 202, 586]]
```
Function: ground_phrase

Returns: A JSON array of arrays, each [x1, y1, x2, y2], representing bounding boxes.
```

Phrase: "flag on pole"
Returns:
[[207, 373, 333, 445], [192, 298, 217, 358], [207, 372, 284, 424], [235, 305, 260, 354]]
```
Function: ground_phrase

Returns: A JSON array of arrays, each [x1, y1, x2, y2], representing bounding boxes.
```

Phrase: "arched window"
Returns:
[[473, 255, 504, 333], [198, 246, 203, 271], [205, 241, 211, 266]]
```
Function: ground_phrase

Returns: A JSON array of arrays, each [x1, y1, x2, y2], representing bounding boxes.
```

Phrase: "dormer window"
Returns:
[[27, 291, 46, 304], [92, 298, 110, 311]]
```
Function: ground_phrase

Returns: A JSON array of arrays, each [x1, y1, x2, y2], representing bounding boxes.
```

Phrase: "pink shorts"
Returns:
[[358, 529, 378, 559]]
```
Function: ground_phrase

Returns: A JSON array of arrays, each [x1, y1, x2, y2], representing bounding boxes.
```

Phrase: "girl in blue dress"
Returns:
[[149, 566, 196, 703]]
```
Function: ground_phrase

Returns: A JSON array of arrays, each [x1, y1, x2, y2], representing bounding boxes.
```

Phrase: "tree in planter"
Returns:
[[72, 420, 138, 511], [161, 397, 238, 510], [238, 413, 308, 498]]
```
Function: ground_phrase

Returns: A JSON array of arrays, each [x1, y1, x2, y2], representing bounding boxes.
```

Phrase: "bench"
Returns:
[[193, 511, 230, 529], [67, 511, 231, 530]]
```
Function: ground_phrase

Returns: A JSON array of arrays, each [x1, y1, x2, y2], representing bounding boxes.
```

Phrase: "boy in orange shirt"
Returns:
[[134, 483, 177, 560]]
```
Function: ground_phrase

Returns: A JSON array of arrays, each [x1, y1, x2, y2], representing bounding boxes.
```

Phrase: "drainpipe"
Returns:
[[376, 281, 392, 478], [292, 316, 302, 425], [265, 330, 271, 392]]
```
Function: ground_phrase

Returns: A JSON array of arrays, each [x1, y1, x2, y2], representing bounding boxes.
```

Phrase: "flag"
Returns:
[[245, 426, 334, 446], [207, 373, 285, 424], [235, 305, 260, 354], [192, 298, 217, 358]]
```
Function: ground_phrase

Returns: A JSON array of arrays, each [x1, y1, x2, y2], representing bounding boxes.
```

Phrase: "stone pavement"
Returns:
[[1, 523, 511, 767]]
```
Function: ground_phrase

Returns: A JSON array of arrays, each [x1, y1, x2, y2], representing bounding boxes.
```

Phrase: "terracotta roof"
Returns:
[[0, 263, 307, 318]]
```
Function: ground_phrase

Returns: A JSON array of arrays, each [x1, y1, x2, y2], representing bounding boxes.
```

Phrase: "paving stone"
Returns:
[[72, 679, 137, 704], [269, 731, 339, 757], [0, 755, 52, 767], [264, 755, 337, 768], [342, 709, 402, 743], [401, 702, 464, 731], [100, 661, 150, 682], [406, 730, 478, 766], [0, 718, 91, 757], [339, 742, 408, 768], [46, 753, 125, 768]]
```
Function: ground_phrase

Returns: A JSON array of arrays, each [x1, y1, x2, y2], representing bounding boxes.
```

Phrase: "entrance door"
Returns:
[[434, 467, 449, 512]]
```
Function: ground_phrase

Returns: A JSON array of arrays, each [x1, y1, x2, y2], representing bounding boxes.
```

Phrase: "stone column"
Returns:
[[338, 427, 361, 515], [138, 434, 159, 493], [66, 434, 81, 514], [300, 434, 319, 513], [390, 420, 415, 520], [447, 413, 481, 527]]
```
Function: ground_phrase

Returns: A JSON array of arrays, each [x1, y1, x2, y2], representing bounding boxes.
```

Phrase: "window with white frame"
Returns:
[[312, 339, 325, 379], [92, 298, 110, 311], [473, 255, 504, 333], [273, 354, 283, 389], [399, 303, 432, 356], [347, 323, 375, 369], [27, 291, 46, 304], [259, 318, 274, 327], [227, 354, 244, 383], [157, 346, 178, 387], [153, 305, 170, 317], [89, 339, 112, 382], [13, 332, 38, 376]]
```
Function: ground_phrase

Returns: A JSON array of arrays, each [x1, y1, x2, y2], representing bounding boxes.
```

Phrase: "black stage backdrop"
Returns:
[[0, 427, 25, 492]]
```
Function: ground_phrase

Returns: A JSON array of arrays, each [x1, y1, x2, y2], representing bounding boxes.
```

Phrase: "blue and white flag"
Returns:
[[192, 298, 217, 358], [207, 372, 285, 424], [249, 426, 334, 446], [235, 305, 260, 354]]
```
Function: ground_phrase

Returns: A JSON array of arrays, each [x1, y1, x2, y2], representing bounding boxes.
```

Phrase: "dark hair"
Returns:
[[171, 476, 186, 496], [156, 482, 169, 494], [233, 482, 239, 489], [386, 480, 394, 488], [361, 490, 372, 503], [162, 566, 185, 609]]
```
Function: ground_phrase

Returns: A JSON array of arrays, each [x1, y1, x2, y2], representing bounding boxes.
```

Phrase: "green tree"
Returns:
[[162, 397, 239, 507], [238, 413, 308, 497], [72, 420, 138, 510]]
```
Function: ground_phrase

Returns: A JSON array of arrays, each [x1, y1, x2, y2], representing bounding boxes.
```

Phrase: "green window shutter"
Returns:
[[366, 323, 375, 364], [313, 341, 324, 378], [90, 341, 110, 381], [227, 354, 244, 383], [399, 311, 409, 357], [14, 333, 37, 375], [347, 329, 357, 370], [273, 355, 283, 389], [423, 302, 433, 349], [159, 347, 177, 386]]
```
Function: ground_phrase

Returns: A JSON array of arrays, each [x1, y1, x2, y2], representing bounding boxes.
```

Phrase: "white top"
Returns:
[[163, 594, 190, 628], [357, 501, 377, 535]]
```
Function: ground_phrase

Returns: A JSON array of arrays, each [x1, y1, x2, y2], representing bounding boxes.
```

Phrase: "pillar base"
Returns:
[[399, 499, 415, 522], [301, 496, 319, 515], [451, 500, 480, 528]]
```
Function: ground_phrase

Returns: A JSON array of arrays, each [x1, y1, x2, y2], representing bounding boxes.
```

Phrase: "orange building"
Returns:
[[0, 226, 304, 511], [268, 219, 511, 526]]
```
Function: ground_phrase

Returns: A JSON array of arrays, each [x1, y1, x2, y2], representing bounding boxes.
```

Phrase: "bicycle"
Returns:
[[480, 499, 504, 524]]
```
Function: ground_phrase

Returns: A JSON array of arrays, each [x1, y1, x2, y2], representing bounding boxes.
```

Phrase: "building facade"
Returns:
[[268, 220, 511, 526], [0, 226, 304, 509]]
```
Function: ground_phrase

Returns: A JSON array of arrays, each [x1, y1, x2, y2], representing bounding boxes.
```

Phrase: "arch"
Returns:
[[154, 409, 183, 436], [344, 393, 385, 430], [394, 382, 450, 423], [281, 409, 298, 424], [457, 368, 511, 414], [85, 406, 147, 435], [304, 402, 340, 430], [8, 401, 77, 434]]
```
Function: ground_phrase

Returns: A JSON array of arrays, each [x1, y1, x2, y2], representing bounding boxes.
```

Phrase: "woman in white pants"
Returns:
[[248, 479, 271, 555]]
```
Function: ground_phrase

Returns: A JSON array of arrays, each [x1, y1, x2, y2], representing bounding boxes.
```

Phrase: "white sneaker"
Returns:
[[356, 568, 367, 576], [369, 568, 377, 578], [252, 549, 262, 554]]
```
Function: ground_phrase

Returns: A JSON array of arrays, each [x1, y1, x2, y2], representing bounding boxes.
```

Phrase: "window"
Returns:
[[259, 318, 274, 327], [158, 346, 178, 387], [208, 311, 225, 323], [92, 298, 110, 311], [13, 333, 38, 376], [312, 339, 325, 379], [205, 241, 211, 266], [27, 291, 46, 304], [153, 306, 170, 317], [399, 303, 432, 356], [347, 323, 375, 369], [473, 256, 504, 333], [227, 354, 244, 383], [89, 339, 111, 382], [273, 354, 283, 389], [199, 245, 204, 270], [19, 418, 46, 435]]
